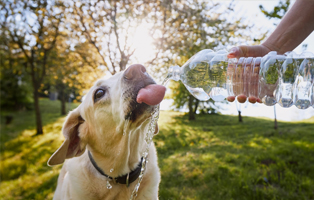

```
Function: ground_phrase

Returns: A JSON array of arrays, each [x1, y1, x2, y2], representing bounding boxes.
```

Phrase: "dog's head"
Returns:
[[48, 64, 166, 166]]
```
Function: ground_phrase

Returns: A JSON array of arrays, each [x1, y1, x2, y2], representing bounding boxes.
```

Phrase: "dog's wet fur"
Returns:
[[48, 64, 161, 200]]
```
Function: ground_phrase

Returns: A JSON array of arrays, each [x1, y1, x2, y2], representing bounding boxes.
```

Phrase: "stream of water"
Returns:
[[129, 78, 168, 199]]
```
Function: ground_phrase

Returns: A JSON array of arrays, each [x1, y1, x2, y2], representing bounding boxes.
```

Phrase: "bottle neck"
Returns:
[[169, 65, 181, 81]]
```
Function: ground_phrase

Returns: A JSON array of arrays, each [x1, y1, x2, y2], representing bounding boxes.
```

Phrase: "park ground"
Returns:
[[1, 98, 314, 200]]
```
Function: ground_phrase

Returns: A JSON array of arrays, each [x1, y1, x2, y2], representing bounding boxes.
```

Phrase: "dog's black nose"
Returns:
[[124, 64, 147, 80]]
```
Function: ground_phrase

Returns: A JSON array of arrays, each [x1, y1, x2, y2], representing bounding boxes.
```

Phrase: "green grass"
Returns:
[[1, 99, 314, 199], [156, 112, 314, 200], [0, 99, 78, 200]]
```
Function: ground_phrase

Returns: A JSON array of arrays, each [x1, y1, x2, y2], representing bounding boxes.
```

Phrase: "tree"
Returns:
[[0, 0, 64, 134], [0, 31, 33, 111], [259, 0, 290, 24], [63, 0, 170, 75], [159, 1, 250, 120], [46, 37, 105, 115], [168, 81, 224, 120], [259, 0, 290, 129], [167, 81, 199, 120]]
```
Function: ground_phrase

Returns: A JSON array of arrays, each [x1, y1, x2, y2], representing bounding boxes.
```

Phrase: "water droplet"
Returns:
[[129, 106, 160, 200], [110, 168, 114, 173], [106, 180, 112, 189]]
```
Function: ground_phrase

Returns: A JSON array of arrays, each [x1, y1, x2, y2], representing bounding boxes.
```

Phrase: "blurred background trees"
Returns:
[[0, 32, 33, 111], [160, 1, 254, 120], [1, 0, 65, 134], [1, 0, 266, 134], [259, 0, 290, 22]]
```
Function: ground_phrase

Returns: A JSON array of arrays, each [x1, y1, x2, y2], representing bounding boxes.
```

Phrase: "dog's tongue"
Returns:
[[137, 84, 166, 105]]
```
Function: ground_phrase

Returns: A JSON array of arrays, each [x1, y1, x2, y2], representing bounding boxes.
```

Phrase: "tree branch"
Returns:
[[74, 3, 112, 74]]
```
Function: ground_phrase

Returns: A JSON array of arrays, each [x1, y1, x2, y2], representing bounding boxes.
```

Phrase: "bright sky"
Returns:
[[231, 0, 314, 53], [160, 0, 314, 121]]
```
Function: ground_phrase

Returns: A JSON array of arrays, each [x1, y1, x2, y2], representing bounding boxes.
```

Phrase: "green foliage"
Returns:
[[167, 81, 190, 110], [65, 0, 169, 74], [1, 100, 313, 199], [0, 33, 33, 110], [282, 61, 297, 83], [259, 0, 290, 20], [1, 0, 66, 134], [159, 1, 252, 116], [0, 62, 33, 111], [264, 60, 281, 85], [45, 37, 105, 113], [167, 80, 220, 116]]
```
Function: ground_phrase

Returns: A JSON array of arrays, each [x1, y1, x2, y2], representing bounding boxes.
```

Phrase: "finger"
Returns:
[[226, 96, 235, 102], [248, 96, 257, 104], [227, 47, 241, 58], [237, 95, 247, 103], [228, 45, 270, 59]]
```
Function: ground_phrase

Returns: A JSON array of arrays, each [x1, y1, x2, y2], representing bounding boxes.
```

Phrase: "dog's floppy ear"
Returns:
[[48, 107, 86, 166]]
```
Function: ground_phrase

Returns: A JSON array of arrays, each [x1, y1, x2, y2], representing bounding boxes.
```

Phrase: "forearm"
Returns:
[[262, 0, 314, 54]]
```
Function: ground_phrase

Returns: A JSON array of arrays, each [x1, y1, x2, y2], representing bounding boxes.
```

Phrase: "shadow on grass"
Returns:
[[155, 112, 314, 200], [0, 98, 77, 149], [0, 98, 76, 199], [1, 104, 313, 200]]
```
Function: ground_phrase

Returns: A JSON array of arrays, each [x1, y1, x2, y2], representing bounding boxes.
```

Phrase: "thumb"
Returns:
[[228, 45, 271, 58], [227, 47, 243, 58]]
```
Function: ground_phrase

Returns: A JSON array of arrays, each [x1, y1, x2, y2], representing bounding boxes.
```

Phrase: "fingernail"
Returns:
[[228, 47, 238, 54]]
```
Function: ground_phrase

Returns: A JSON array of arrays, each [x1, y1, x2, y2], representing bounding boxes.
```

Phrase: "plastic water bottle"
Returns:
[[164, 49, 314, 109]]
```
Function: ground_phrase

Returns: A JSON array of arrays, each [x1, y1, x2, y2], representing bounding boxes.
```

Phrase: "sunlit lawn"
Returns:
[[156, 112, 314, 200], [1, 98, 314, 200]]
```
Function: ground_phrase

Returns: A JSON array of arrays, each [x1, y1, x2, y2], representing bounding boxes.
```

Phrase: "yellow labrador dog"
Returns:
[[48, 64, 166, 200]]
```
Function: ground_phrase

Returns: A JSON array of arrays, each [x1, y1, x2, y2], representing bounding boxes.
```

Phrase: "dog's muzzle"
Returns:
[[123, 64, 156, 86], [123, 64, 156, 121]]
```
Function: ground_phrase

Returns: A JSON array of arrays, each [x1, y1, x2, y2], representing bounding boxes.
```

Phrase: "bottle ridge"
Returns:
[[165, 49, 314, 109]]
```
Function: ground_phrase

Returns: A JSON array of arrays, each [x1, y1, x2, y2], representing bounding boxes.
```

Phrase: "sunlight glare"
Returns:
[[132, 23, 156, 63]]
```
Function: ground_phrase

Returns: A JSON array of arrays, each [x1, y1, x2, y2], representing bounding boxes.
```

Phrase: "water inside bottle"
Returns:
[[276, 83, 294, 107], [260, 54, 283, 106], [164, 50, 314, 109], [176, 50, 231, 101], [181, 60, 211, 101], [249, 58, 261, 99], [208, 60, 229, 101], [294, 58, 314, 109]]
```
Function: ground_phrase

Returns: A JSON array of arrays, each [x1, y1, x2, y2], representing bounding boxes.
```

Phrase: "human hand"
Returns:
[[227, 45, 271, 59], [226, 95, 262, 104], [226, 45, 271, 104]]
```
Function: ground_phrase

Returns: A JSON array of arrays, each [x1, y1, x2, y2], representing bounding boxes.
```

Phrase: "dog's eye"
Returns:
[[94, 89, 106, 102]]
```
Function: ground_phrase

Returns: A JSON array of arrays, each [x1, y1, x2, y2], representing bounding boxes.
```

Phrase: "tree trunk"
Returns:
[[236, 101, 242, 122], [60, 90, 66, 115], [274, 117, 278, 130], [238, 111, 242, 122], [188, 95, 195, 120], [33, 87, 43, 135], [61, 96, 66, 115], [194, 99, 199, 114], [274, 105, 277, 130]]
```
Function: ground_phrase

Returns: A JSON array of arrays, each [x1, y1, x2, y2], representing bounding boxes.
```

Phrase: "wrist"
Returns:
[[260, 43, 278, 54]]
